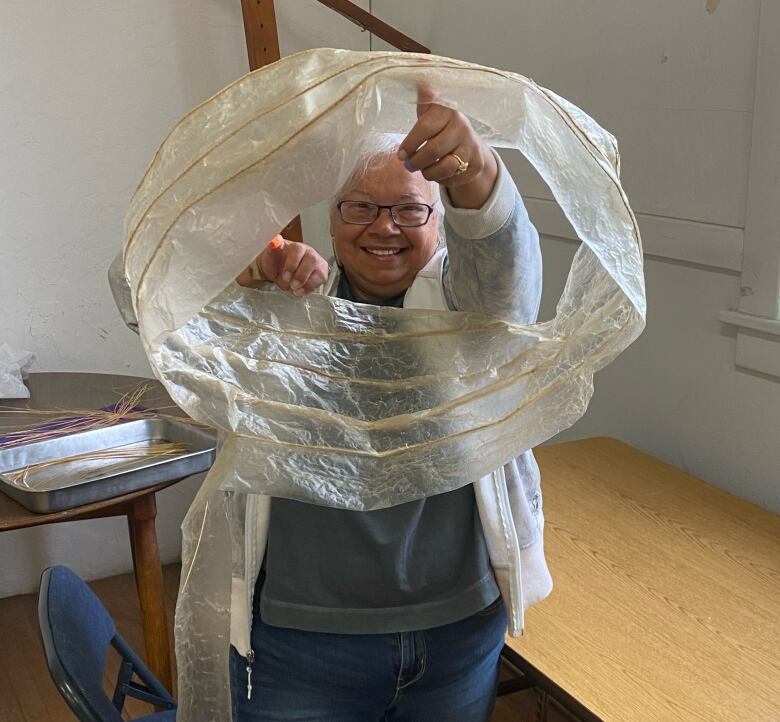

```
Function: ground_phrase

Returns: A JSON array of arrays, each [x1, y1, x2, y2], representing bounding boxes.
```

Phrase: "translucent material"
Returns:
[[122, 49, 645, 721], [0, 343, 34, 399]]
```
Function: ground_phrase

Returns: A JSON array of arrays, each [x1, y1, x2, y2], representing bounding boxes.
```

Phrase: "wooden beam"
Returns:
[[314, 0, 430, 53], [240, 0, 281, 71], [239, 0, 304, 242], [238, 0, 431, 247]]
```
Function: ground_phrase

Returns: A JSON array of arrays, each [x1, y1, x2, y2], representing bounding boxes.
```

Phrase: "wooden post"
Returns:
[[239, 0, 304, 243]]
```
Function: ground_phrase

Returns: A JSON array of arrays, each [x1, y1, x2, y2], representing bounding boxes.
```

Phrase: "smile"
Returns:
[[363, 248, 404, 257]]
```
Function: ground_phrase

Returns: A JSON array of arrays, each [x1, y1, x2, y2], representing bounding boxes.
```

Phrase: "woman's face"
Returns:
[[331, 155, 440, 302]]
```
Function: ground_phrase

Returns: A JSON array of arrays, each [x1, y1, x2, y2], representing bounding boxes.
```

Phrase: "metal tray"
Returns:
[[0, 417, 216, 513]]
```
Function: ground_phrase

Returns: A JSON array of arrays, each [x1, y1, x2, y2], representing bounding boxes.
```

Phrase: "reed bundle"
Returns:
[[7, 440, 191, 489], [0, 384, 206, 449]]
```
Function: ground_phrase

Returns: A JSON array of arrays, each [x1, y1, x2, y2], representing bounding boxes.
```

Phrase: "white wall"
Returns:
[[372, 0, 780, 511], [0, 0, 247, 597], [0, 0, 366, 597], [0, 1, 248, 377], [0, 0, 776, 597]]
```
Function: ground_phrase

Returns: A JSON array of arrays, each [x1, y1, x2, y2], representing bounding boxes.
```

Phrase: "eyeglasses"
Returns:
[[336, 201, 435, 228]]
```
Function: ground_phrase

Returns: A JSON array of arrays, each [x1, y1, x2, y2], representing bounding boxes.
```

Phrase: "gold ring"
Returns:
[[451, 153, 469, 176]]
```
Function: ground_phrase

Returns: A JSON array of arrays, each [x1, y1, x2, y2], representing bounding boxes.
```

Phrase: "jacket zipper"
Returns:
[[245, 494, 257, 699], [494, 466, 525, 635], [245, 649, 255, 699], [246, 494, 258, 641]]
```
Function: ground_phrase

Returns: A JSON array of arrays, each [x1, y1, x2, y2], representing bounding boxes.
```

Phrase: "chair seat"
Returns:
[[135, 711, 176, 722]]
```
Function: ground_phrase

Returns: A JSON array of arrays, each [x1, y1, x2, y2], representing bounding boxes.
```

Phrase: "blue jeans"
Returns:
[[230, 596, 507, 721]]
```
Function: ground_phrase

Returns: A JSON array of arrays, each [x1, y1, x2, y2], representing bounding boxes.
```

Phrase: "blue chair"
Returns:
[[37, 565, 177, 721]]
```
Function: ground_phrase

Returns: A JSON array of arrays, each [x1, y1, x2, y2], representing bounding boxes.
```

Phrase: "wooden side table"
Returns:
[[0, 372, 201, 693], [0, 479, 179, 692]]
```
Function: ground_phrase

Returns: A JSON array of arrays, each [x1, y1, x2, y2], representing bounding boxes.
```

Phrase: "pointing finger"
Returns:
[[258, 234, 288, 282], [279, 242, 306, 289], [416, 85, 437, 118]]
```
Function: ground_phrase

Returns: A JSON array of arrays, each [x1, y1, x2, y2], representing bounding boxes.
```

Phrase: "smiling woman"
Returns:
[[228, 110, 535, 722]]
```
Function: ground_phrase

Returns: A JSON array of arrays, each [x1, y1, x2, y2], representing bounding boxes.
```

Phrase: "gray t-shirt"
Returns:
[[258, 274, 500, 634]]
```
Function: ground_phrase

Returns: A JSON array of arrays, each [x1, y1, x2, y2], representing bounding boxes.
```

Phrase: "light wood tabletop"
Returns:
[[504, 437, 780, 722]]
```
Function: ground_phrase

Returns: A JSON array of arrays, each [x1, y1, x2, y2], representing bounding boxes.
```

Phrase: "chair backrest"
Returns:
[[38, 565, 176, 720], [38, 565, 125, 722]]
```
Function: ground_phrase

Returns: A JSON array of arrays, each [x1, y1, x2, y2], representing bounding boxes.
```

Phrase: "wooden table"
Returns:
[[502, 437, 780, 722], [0, 373, 195, 694]]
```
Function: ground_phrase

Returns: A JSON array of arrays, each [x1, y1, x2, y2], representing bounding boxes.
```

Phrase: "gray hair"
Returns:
[[332, 133, 445, 217]]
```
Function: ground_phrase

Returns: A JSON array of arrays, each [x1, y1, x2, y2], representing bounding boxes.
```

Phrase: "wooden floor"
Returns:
[[0, 565, 539, 721]]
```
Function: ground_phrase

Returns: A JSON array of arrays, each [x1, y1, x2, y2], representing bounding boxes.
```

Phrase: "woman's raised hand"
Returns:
[[397, 88, 499, 210], [254, 235, 330, 296]]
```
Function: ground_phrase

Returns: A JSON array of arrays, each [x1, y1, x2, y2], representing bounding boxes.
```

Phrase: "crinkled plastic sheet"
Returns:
[[122, 49, 645, 721]]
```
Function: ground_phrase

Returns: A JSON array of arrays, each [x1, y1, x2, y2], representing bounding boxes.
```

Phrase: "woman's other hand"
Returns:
[[252, 235, 330, 296], [397, 89, 499, 210]]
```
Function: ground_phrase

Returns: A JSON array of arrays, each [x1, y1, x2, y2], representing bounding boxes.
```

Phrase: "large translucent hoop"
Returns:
[[122, 49, 645, 721]]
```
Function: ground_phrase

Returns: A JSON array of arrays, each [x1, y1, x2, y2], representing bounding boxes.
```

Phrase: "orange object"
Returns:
[[270, 235, 284, 250]]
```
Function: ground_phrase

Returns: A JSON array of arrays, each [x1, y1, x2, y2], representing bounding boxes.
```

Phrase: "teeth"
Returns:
[[366, 248, 401, 256]]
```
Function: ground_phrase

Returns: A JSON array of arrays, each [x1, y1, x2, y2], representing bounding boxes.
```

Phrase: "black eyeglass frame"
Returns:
[[336, 201, 435, 227]]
